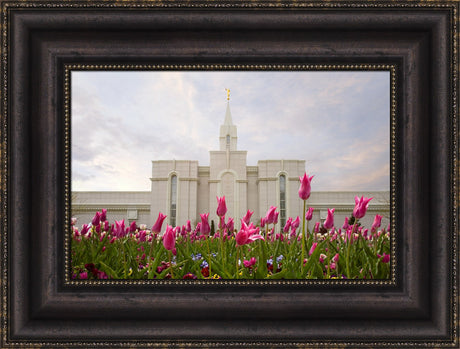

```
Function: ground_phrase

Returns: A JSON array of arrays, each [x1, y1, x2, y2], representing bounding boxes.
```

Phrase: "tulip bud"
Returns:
[[305, 207, 314, 221], [152, 212, 167, 233], [216, 196, 227, 217], [298, 173, 314, 201], [323, 208, 335, 229]]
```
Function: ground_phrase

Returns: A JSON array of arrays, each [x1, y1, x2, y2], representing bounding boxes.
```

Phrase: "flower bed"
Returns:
[[71, 173, 390, 280]]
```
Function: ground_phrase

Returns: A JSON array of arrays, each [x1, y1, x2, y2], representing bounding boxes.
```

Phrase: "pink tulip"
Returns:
[[342, 217, 349, 230], [200, 213, 210, 236], [305, 207, 314, 221], [309, 242, 318, 256], [314, 222, 320, 233], [100, 208, 107, 222], [71, 217, 77, 226], [226, 217, 234, 233], [291, 216, 300, 230], [353, 196, 373, 219], [243, 257, 257, 268], [152, 212, 167, 233], [235, 222, 265, 246], [163, 225, 175, 251], [264, 206, 277, 224], [378, 253, 390, 263], [273, 212, 279, 224], [260, 217, 266, 228], [323, 208, 335, 229], [371, 214, 383, 231], [298, 173, 314, 200], [333, 253, 339, 262], [91, 212, 101, 226], [186, 220, 192, 232], [129, 221, 137, 233], [216, 196, 227, 217], [242, 210, 254, 225], [319, 253, 327, 263], [235, 229, 249, 246], [113, 220, 126, 238], [363, 229, 368, 238], [283, 217, 293, 233], [104, 220, 109, 232], [219, 216, 226, 230]]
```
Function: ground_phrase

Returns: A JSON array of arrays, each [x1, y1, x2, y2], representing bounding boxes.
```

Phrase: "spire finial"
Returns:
[[225, 88, 230, 101]]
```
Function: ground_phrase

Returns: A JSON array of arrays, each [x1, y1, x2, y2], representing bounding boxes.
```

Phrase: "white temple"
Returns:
[[72, 91, 390, 230]]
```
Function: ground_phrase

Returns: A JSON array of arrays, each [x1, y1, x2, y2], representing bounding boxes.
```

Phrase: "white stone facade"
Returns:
[[72, 101, 390, 231]]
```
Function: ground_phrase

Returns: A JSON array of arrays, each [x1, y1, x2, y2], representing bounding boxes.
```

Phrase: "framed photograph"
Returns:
[[69, 68, 393, 281], [1, 0, 458, 347]]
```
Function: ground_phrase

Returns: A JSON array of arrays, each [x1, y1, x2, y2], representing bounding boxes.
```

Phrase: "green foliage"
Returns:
[[71, 218, 391, 280]]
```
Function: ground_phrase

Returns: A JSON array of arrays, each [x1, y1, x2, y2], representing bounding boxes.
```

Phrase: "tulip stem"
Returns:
[[168, 250, 174, 279], [206, 238, 212, 278], [122, 239, 128, 279], [236, 246, 240, 279], [301, 200, 306, 276], [346, 220, 357, 278]]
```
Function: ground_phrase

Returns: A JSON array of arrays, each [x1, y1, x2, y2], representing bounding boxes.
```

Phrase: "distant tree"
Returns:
[[211, 220, 215, 236]]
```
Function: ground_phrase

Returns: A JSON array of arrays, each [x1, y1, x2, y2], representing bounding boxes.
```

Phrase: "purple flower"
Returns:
[[298, 173, 314, 200], [129, 221, 137, 233]]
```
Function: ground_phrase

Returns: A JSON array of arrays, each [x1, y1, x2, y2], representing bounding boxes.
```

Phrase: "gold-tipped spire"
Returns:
[[225, 88, 230, 101]]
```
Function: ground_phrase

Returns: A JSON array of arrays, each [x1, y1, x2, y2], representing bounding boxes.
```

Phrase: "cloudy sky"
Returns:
[[71, 70, 390, 192]]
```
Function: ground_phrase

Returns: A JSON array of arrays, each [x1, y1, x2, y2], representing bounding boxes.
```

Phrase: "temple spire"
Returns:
[[219, 89, 237, 151]]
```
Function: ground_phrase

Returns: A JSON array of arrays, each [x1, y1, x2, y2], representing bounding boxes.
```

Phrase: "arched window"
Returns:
[[170, 175, 177, 226], [279, 174, 286, 228], [226, 134, 230, 149]]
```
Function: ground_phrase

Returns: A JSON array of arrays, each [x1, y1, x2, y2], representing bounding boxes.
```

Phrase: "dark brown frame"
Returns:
[[1, 0, 458, 347]]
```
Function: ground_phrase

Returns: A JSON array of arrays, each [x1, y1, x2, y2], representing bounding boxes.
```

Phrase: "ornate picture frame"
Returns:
[[1, 0, 458, 347]]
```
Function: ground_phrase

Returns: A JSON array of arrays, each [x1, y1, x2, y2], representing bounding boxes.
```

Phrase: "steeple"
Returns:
[[219, 89, 238, 151]]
